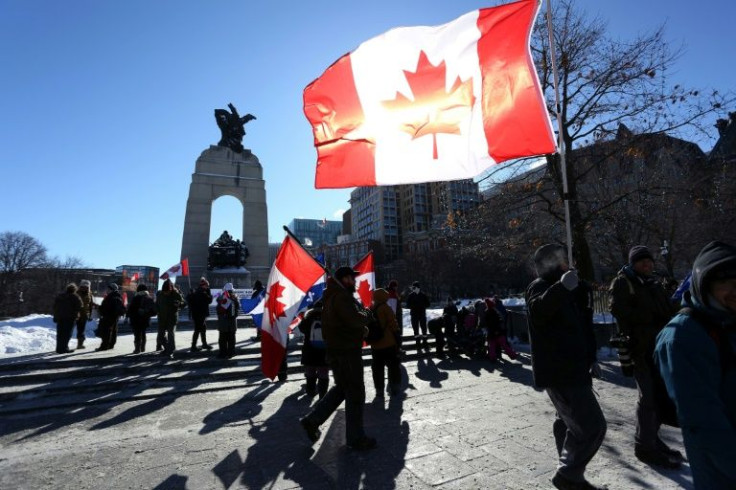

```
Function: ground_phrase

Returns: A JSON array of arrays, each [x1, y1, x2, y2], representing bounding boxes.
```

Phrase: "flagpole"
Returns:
[[282, 225, 331, 275], [545, 0, 574, 266]]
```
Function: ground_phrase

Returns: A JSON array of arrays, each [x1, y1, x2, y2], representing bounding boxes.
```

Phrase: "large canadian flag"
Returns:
[[261, 236, 325, 379], [353, 252, 375, 308], [304, 0, 555, 189]]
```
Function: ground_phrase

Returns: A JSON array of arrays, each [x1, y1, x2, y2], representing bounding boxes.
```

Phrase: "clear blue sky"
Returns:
[[1, 0, 733, 273]]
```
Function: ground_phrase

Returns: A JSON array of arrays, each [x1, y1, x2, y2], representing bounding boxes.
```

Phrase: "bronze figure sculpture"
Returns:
[[214, 103, 256, 153]]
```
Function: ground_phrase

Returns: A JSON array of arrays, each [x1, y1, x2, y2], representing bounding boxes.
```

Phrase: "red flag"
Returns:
[[304, 0, 555, 189], [181, 258, 189, 277], [353, 252, 375, 308], [160, 261, 183, 279], [261, 236, 325, 379], [129, 272, 139, 283]]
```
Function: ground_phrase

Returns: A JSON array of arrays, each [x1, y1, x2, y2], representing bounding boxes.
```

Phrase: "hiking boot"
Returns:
[[635, 445, 681, 469], [300, 417, 321, 444], [133, 349, 141, 354], [202, 344, 213, 351], [347, 436, 377, 451], [77, 342, 85, 349], [552, 472, 607, 490]]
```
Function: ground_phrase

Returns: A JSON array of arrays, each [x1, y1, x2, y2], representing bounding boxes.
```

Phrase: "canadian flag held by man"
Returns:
[[353, 252, 375, 308], [261, 236, 325, 379], [304, 0, 555, 188], [160, 259, 189, 280]]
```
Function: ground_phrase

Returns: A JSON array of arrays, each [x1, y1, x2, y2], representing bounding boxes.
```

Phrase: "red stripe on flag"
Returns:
[[276, 237, 326, 292], [476, 1, 556, 162], [181, 258, 189, 277], [304, 53, 376, 189], [261, 329, 286, 380]]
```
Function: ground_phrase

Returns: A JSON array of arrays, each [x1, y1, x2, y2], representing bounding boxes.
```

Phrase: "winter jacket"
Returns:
[[406, 290, 430, 316], [369, 288, 399, 349], [99, 291, 125, 320], [299, 306, 327, 367], [610, 265, 676, 363], [387, 289, 403, 327], [655, 242, 736, 490], [126, 291, 156, 328], [216, 290, 239, 318], [156, 289, 184, 329], [187, 286, 213, 319], [53, 289, 83, 322], [484, 307, 505, 337], [77, 288, 94, 319], [321, 278, 370, 352], [526, 270, 597, 388]]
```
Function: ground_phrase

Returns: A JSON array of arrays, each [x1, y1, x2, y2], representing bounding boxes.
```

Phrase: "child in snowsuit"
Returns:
[[216, 283, 239, 358], [484, 298, 518, 362]]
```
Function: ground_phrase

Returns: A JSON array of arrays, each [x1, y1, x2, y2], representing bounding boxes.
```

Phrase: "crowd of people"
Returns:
[[49, 240, 736, 489]]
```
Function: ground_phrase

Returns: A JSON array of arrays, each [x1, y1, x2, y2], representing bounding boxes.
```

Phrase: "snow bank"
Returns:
[[0, 314, 100, 357]]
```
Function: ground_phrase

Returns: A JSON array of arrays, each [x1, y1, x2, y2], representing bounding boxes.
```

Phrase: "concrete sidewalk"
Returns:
[[0, 329, 692, 490]]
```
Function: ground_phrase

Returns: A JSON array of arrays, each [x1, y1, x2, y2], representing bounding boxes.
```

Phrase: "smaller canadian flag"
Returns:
[[160, 258, 189, 280], [129, 272, 139, 282]]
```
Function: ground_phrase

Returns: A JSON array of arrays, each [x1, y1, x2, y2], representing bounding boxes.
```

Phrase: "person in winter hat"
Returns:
[[75, 279, 94, 349], [299, 266, 376, 451], [406, 281, 430, 351], [484, 297, 518, 362], [526, 244, 606, 490], [216, 283, 239, 358], [97, 283, 126, 351], [187, 277, 214, 353], [369, 288, 402, 397], [250, 280, 265, 342], [656, 241, 736, 490], [156, 279, 185, 358], [53, 283, 83, 354], [609, 245, 680, 469], [126, 284, 156, 353], [299, 300, 329, 398]]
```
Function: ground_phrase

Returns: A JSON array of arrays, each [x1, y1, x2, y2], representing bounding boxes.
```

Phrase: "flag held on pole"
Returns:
[[160, 259, 189, 280], [261, 236, 326, 379], [304, 0, 555, 189]]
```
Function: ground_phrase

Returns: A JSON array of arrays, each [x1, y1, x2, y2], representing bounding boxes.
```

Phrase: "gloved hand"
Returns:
[[590, 362, 602, 379], [561, 270, 579, 291]]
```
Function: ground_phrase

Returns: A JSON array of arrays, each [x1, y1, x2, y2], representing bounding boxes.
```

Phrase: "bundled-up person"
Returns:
[[53, 283, 83, 354], [75, 279, 94, 349], [126, 284, 156, 354], [97, 283, 126, 351], [526, 244, 606, 490], [187, 277, 214, 352], [299, 300, 329, 398], [484, 297, 518, 362], [300, 267, 375, 451], [655, 241, 736, 490], [610, 245, 680, 468], [156, 279, 185, 358], [369, 288, 402, 397], [386, 280, 403, 348], [216, 283, 239, 359], [406, 281, 430, 351]]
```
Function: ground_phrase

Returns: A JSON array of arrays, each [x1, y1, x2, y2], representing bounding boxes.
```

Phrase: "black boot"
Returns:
[[217, 334, 227, 358], [201, 331, 213, 350], [305, 376, 317, 396]]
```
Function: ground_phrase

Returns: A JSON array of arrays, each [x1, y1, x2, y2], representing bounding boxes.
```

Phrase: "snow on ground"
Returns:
[[0, 314, 100, 358]]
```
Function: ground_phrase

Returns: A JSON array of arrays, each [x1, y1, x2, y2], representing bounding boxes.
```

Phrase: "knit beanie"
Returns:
[[628, 245, 654, 265]]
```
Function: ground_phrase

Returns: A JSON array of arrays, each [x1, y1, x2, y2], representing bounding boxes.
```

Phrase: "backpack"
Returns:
[[309, 318, 325, 349], [365, 308, 384, 343], [654, 307, 736, 428]]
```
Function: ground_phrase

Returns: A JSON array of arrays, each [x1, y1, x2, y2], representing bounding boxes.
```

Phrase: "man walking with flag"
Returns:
[[300, 266, 376, 451]]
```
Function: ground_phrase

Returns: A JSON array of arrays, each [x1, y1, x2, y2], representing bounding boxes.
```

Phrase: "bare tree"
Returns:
[[532, 0, 734, 280]]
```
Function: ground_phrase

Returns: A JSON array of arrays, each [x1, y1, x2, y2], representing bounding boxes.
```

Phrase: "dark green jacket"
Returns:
[[321, 278, 370, 352], [156, 289, 184, 329]]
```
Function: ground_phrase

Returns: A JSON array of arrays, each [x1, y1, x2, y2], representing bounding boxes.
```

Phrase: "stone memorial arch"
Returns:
[[180, 144, 269, 287]]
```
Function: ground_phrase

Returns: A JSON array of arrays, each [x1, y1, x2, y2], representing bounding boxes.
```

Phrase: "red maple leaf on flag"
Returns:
[[356, 279, 372, 308], [266, 282, 287, 326], [382, 50, 475, 159]]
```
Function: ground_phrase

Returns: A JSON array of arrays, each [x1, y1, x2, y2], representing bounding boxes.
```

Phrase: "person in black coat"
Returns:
[[187, 277, 214, 352], [97, 283, 126, 351], [53, 283, 83, 354], [526, 244, 606, 490], [126, 284, 156, 353], [299, 301, 329, 398], [406, 281, 430, 351]]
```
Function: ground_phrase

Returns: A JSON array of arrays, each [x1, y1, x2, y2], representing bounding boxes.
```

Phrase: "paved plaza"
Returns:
[[0, 328, 692, 490]]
